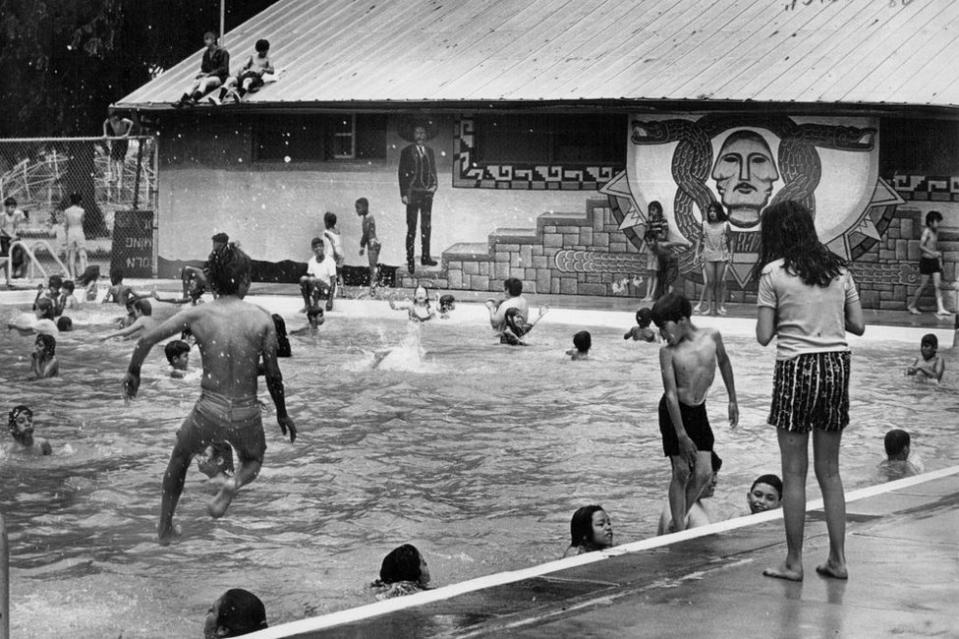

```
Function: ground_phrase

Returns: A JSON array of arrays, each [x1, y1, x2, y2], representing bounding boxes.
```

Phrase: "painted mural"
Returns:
[[601, 114, 906, 287]]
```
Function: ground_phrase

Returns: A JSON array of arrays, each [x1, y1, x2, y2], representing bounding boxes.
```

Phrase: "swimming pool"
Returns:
[[1, 293, 956, 638]]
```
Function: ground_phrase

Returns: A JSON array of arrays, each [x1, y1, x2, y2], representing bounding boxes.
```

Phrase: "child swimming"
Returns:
[[99, 298, 157, 341], [390, 285, 435, 322], [29, 334, 59, 379], [906, 333, 944, 382], [370, 544, 431, 600], [624, 308, 657, 342], [164, 339, 191, 378], [566, 330, 591, 360]]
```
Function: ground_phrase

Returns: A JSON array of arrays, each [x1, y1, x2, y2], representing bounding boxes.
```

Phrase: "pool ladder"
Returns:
[[1, 510, 8, 639], [1, 238, 71, 285]]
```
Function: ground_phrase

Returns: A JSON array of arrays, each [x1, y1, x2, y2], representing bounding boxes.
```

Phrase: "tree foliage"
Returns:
[[0, 0, 277, 137]]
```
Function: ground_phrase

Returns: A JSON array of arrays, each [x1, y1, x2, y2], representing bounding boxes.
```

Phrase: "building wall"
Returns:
[[156, 109, 958, 310]]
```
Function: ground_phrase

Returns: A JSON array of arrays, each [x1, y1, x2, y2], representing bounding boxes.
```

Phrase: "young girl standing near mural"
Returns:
[[907, 210, 951, 318], [695, 202, 732, 316], [755, 200, 864, 582]]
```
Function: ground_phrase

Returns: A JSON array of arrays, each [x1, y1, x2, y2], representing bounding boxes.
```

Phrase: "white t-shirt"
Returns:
[[1, 209, 26, 237], [757, 258, 860, 360], [306, 254, 337, 285]]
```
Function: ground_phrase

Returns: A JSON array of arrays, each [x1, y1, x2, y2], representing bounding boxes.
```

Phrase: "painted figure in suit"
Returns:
[[398, 125, 438, 274]]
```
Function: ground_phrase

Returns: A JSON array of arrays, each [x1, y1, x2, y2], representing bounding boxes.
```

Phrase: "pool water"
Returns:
[[1, 298, 957, 638]]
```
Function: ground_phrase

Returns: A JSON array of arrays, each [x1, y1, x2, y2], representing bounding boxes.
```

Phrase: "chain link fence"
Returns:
[[0, 136, 158, 281]]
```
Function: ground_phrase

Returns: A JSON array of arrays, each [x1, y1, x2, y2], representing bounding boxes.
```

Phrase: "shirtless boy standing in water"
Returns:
[[123, 243, 296, 544], [651, 292, 738, 532]]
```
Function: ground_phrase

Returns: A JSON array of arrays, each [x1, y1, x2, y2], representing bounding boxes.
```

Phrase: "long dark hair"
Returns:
[[758, 200, 846, 287], [569, 505, 604, 548]]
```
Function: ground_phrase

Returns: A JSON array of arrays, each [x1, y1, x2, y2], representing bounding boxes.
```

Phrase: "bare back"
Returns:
[[666, 327, 720, 405]]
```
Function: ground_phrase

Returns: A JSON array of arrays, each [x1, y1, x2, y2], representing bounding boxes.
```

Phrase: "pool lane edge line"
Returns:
[[243, 464, 959, 639]]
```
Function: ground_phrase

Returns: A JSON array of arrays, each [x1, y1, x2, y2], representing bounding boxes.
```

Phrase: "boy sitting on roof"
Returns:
[[176, 32, 230, 107], [211, 39, 274, 104]]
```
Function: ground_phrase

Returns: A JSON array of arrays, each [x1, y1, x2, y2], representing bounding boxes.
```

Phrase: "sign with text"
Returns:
[[110, 210, 154, 277]]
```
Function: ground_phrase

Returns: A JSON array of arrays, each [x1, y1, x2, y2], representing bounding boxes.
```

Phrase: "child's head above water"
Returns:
[[569, 505, 613, 550], [635, 307, 653, 328], [204, 588, 267, 639], [130, 298, 152, 317], [8, 405, 34, 445], [439, 294, 455, 314], [379, 544, 430, 587], [164, 340, 191, 370], [748, 474, 783, 513], [62, 280, 75, 295], [35, 334, 56, 358], [35, 297, 55, 320], [56, 316, 73, 332], [413, 284, 429, 305], [47, 275, 63, 292], [572, 330, 591, 354], [884, 429, 910, 461], [920, 333, 938, 360], [306, 307, 325, 329]]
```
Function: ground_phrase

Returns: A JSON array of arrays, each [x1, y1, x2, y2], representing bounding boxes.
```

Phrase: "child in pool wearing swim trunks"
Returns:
[[908, 210, 951, 318], [566, 330, 591, 360], [164, 339, 191, 378], [390, 284, 435, 322], [501, 305, 549, 345], [29, 334, 59, 379], [906, 333, 944, 382], [624, 308, 657, 342], [651, 292, 738, 533]]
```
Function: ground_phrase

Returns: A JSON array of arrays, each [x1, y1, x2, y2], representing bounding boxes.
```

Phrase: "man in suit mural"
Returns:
[[398, 124, 439, 274]]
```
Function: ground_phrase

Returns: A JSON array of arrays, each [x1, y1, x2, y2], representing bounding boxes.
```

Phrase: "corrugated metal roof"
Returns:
[[115, 0, 959, 109]]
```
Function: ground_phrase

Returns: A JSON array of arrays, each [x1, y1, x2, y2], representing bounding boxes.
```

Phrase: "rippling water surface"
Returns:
[[1, 301, 956, 638]]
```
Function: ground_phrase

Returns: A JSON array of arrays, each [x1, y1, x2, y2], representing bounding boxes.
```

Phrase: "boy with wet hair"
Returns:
[[624, 307, 657, 342], [100, 298, 157, 341], [164, 339, 191, 378], [299, 237, 337, 313], [651, 292, 738, 532], [7, 406, 52, 455], [356, 197, 381, 295], [906, 333, 945, 382], [747, 474, 783, 514], [204, 588, 267, 638], [567, 330, 591, 360], [877, 428, 923, 481], [123, 242, 295, 544], [438, 294, 455, 319]]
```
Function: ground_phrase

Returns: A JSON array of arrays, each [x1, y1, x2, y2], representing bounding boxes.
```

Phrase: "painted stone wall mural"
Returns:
[[602, 114, 905, 288]]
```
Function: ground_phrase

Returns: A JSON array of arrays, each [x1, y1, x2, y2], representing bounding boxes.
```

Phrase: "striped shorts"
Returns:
[[768, 351, 851, 433]]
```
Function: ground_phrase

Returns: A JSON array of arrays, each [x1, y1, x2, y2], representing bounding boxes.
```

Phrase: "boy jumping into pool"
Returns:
[[123, 242, 296, 545], [651, 292, 738, 532]]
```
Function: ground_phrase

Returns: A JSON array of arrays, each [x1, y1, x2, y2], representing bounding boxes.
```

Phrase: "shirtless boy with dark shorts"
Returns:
[[123, 243, 296, 544], [651, 292, 738, 532]]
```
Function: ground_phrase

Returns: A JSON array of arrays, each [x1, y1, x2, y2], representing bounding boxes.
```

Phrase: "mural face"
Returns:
[[710, 130, 779, 228], [602, 114, 905, 286]]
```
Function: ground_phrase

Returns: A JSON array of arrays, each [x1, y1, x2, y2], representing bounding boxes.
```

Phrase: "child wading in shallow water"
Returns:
[[652, 292, 738, 533], [30, 334, 59, 379], [624, 308, 657, 342], [390, 285, 435, 322], [906, 333, 944, 382], [755, 200, 864, 582], [566, 330, 591, 360]]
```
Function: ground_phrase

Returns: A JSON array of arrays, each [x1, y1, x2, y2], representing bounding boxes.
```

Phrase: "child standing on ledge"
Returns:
[[356, 198, 381, 295]]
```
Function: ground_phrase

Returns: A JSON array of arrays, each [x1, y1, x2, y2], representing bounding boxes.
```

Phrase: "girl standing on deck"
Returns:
[[695, 202, 732, 316], [755, 200, 864, 582]]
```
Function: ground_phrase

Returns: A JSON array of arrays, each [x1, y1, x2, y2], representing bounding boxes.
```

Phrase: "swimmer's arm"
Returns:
[[262, 320, 296, 442], [756, 307, 776, 346], [906, 357, 919, 375], [660, 348, 696, 465], [933, 357, 945, 382], [714, 331, 739, 428], [100, 319, 143, 341]]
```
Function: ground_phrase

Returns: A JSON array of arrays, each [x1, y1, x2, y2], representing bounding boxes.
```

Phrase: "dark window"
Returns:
[[880, 118, 959, 176], [254, 114, 387, 162], [473, 114, 626, 165]]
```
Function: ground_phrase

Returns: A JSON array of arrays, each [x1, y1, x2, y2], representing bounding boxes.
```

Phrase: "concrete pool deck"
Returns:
[[250, 467, 959, 639]]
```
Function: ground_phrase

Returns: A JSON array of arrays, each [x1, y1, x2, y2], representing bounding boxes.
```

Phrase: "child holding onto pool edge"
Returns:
[[30, 334, 59, 379], [652, 292, 738, 533], [566, 330, 591, 360], [563, 505, 614, 557], [624, 308, 657, 342], [756, 200, 864, 582], [906, 333, 944, 382]]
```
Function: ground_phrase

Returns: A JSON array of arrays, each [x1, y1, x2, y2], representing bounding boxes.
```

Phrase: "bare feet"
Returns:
[[815, 562, 848, 580], [207, 478, 238, 518], [763, 563, 803, 582], [157, 521, 183, 546]]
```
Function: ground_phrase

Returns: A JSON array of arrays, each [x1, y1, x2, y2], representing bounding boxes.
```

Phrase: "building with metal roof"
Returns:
[[117, 0, 959, 310]]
